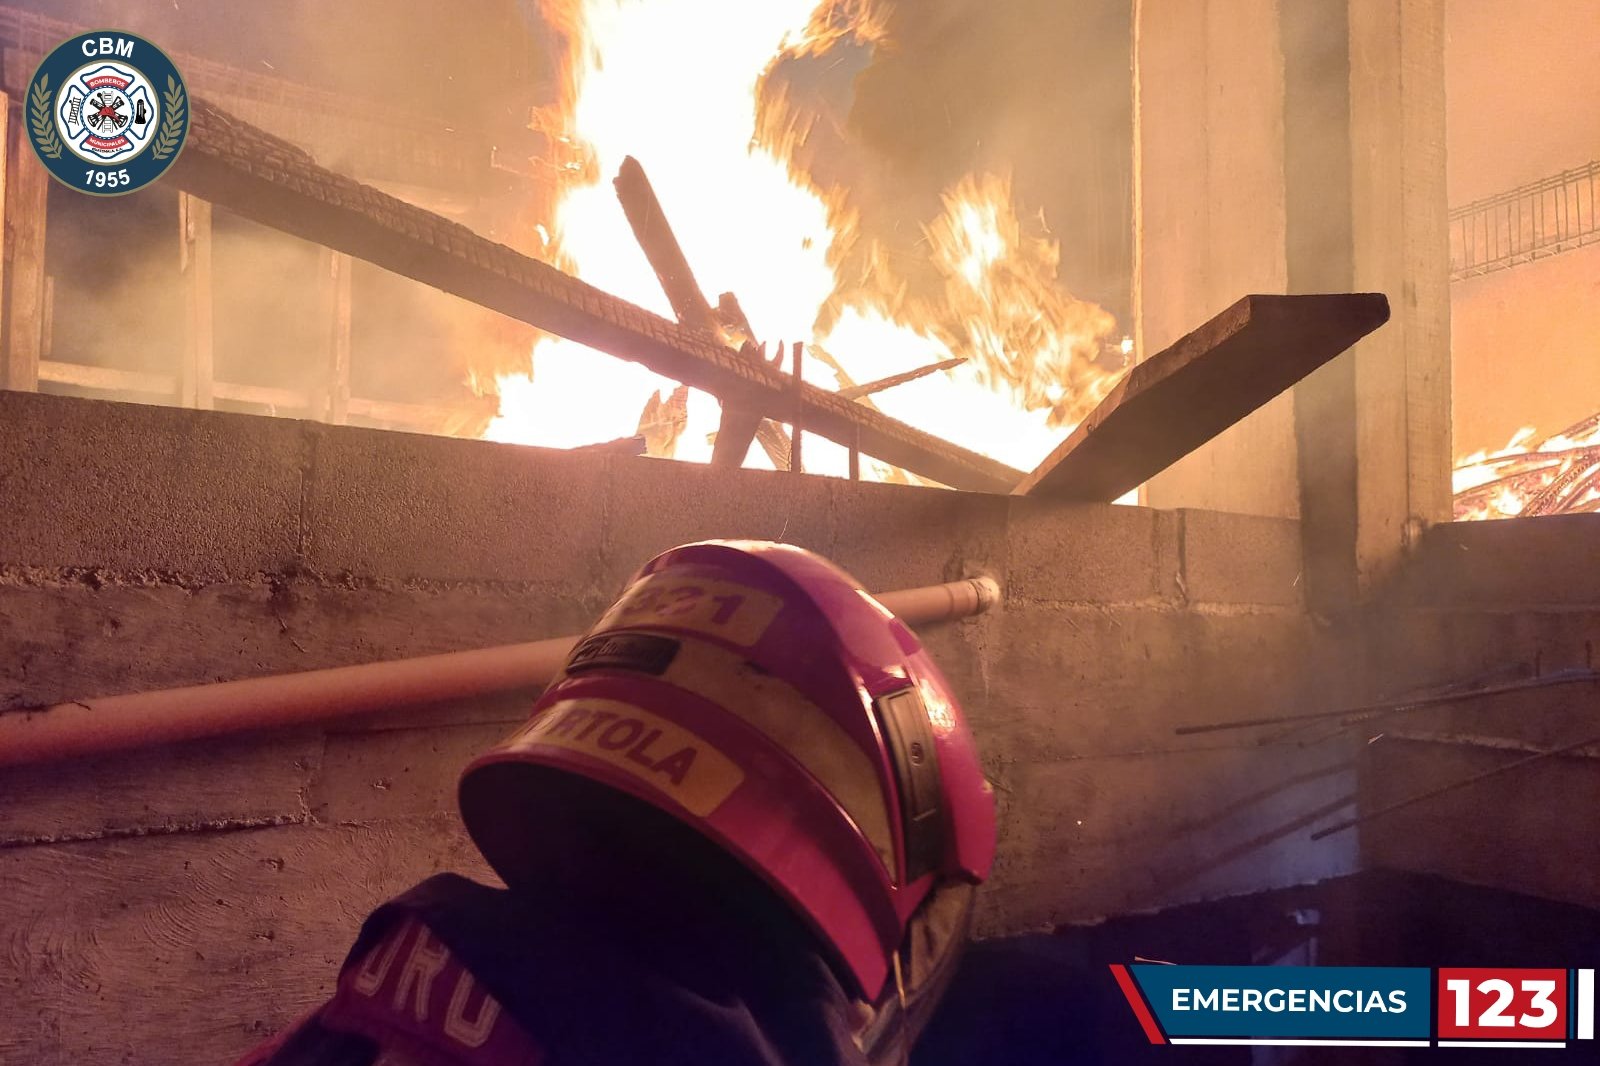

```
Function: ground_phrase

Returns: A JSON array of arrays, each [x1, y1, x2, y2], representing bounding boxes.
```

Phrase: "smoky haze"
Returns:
[[21, 0, 1134, 420]]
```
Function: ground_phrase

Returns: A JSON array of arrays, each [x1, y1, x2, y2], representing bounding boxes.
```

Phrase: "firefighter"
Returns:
[[234, 540, 997, 1065]]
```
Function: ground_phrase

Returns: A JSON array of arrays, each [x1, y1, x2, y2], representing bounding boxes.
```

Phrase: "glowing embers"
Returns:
[[1452, 412, 1600, 520]]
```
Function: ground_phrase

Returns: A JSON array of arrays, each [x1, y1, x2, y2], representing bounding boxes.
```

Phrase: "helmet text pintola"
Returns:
[[458, 541, 996, 1000]]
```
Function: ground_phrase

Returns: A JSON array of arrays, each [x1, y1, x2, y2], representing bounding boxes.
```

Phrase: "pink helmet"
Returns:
[[458, 540, 996, 1000]]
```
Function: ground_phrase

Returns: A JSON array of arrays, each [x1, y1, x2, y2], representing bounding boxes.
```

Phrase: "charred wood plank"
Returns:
[[613, 156, 785, 470], [167, 102, 1020, 492], [714, 292, 756, 346], [613, 156, 720, 333], [709, 379, 775, 468], [1014, 294, 1391, 501]]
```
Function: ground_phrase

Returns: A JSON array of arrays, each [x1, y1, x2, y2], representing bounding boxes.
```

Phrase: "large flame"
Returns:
[[485, 0, 1122, 480], [1452, 414, 1600, 520]]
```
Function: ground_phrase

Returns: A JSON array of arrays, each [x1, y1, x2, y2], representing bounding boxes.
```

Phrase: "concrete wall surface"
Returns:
[[1361, 514, 1600, 908], [0, 391, 1594, 1064]]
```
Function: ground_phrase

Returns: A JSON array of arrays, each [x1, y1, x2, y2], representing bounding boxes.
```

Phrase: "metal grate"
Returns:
[[1449, 161, 1600, 281]]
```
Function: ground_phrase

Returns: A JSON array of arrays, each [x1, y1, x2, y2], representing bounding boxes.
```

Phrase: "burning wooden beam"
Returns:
[[722, 311, 796, 469], [612, 156, 719, 332], [613, 155, 789, 470], [1014, 294, 1391, 501], [167, 101, 1022, 492]]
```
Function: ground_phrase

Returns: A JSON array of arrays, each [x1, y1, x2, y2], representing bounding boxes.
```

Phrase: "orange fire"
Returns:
[[483, 0, 1122, 482], [1452, 415, 1600, 520]]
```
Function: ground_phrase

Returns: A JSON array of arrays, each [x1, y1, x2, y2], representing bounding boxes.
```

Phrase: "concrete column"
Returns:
[[3, 96, 49, 393], [1132, 0, 1297, 517], [1288, 0, 1452, 607], [1346, 0, 1453, 564]]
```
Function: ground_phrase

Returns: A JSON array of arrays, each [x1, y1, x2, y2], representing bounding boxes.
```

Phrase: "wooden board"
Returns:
[[168, 102, 1020, 493], [613, 155, 775, 469], [612, 155, 719, 333], [1014, 294, 1390, 501]]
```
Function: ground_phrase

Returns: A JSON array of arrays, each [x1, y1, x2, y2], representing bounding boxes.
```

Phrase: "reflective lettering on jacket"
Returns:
[[321, 916, 545, 1064]]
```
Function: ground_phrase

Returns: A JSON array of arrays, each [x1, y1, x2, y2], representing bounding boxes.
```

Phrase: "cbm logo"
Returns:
[[27, 31, 189, 196]]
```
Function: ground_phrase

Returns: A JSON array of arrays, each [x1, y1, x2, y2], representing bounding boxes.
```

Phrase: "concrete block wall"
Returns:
[[1358, 515, 1600, 909], [0, 391, 1591, 1063]]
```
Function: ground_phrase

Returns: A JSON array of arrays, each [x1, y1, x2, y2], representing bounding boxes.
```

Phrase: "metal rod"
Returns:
[[1250, 662, 1534, 749], [849, 421, 861, 481], [0, 577, 1001, 769], [1173, 669, 1600, 736], [1309, 731, 1600, 841]]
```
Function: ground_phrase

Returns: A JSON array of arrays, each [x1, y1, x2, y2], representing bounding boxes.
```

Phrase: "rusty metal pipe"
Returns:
[[0, 577, 1001, 769]]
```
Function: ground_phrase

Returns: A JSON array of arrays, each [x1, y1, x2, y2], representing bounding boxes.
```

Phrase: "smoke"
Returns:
[[760, 0, 1134, 320], [21, 0, 547, 417]]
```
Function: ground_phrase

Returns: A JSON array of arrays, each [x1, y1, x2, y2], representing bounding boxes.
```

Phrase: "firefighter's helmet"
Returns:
[[459, 541, 996, 1009]]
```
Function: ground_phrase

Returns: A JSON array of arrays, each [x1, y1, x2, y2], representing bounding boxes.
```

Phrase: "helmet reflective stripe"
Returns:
[[654, 635, 896, 876], [507, 697, 745, 818], [542, 631, 897, 877]]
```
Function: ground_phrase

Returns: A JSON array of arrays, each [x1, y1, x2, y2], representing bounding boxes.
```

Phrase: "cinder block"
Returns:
[[1180, 508, 1304, 607], [1006, 497, 1180, 604], [1394, 514, 1600, 607], [0, 392, 303, 578], [0, 579, 578, 711], [0, 581, 298, 708], [304, 425, 608, 584], [980, 604, 1337, 761], [1361, 738, 1600, 910], [830, 477, 1008, 592], [599, 457, 833, 592], [983, 744, 1358, 933], [1357, 605, 1600, 750], [276, 582, 598, 668], [1361, 606, 1600, 694]]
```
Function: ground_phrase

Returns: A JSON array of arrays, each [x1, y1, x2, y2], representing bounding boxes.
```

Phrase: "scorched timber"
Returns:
[[168, 101, 1020, 493], [612, 155, 785, 470], [1014, 294, 1391, 501]]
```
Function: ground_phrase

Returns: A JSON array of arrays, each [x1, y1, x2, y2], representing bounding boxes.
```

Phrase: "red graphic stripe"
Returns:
[[1110, 964, 1167, 1045]]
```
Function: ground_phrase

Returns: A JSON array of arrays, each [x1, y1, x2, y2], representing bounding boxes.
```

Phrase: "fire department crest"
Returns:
[[27, 30, 188, 196]]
